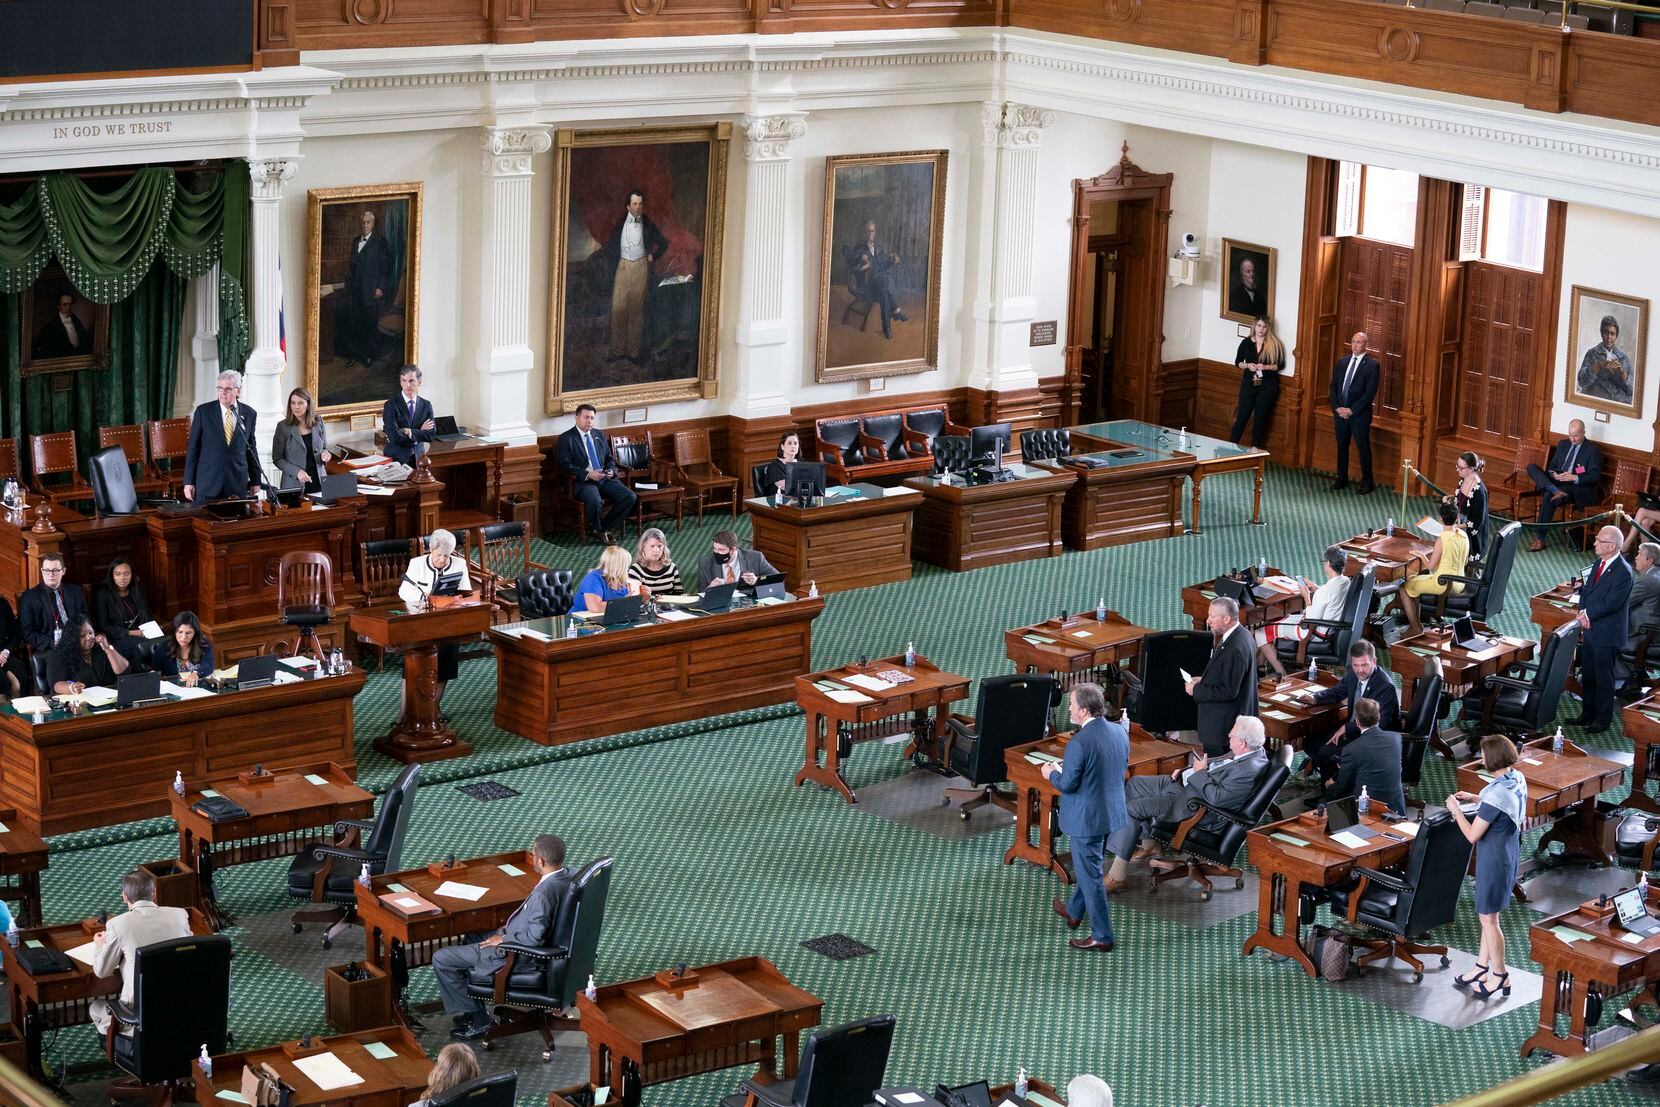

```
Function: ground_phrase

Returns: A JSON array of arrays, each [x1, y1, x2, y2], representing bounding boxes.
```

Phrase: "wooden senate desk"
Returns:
[[745, 484, 918, 595], [1255, 669, 1345, 757], [794, 654, 970, 804], [336, 433, 504, 529], [0, 669, 365, 836], [1180, 568, 1303, 631], [1530, 579, 1581, 638], [1004, 726, 1191, 884], [193, 1026, 430, 1105], [1524, 884, 1660, 1059], [903, 463, 1073, 571], [1623, 690, 1660, 814], [1059, 419, 1267, 537], [490, 594, 825, 747], [0, 815, 48, 929], [2, 908, 212, 1077], [1004, 610, 1150, 688], [351, 595, 495, 764], [575, 957, 822, 1093], [172, 761, 374, 929], [1243, 808, 1415, 977], [1337, 530, 1436, 585], [1389, 625, 1536, 759]]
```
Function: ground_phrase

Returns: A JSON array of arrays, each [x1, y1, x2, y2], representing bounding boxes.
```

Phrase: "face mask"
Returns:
[[717, 549, 733, 563]]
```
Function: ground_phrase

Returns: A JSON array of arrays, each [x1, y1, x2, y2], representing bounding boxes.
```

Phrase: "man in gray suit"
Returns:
[[90, 870, 193, 1035], [1324, 698, 1406, 819], [694, 529, 779, 591], [1186, 596, 1259, 756], [1618, 541, 1660, 693], [1106, 717, 1271, 885], [1042, 683, 1129, 953], [435, 834, 572, 1040]]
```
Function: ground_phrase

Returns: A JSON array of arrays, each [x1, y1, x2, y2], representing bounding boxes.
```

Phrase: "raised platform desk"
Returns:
[[745, 484, 918, 594]]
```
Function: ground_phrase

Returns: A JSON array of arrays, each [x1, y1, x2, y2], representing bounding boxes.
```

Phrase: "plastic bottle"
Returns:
[[1357, 786, 1370, 817], [1015, 1068, 1029, 1099], [1258, 556, 1268, 576], [198, 1045, 212, 1080], [173, 771, 185, 796], [6, 920, 17, 948], [1095, 597, 1107, 622], [1552, 725, 1564, 755], [585, 973, 598, 1002], [1386, 517, 1395, 538], [807, 580, 819, 599], [904, 641, 916, 668], [566, 619, 579, 639], [1642, 871, 1651, 901], [358, 863, 372, 889], [1308, 659, 1318, 682]]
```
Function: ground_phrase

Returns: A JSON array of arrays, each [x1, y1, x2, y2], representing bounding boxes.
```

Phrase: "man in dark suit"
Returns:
[[1618, 542, 1660, 693], [434, 834, 573, 1040], [1041, 683, 1129, 952], [1525, 419, 1602, 552], [183, 369, 263, 502], [846, 220, 909, 340], [554, 403, 636, 541], [694, 530, 778, 591], [333, 209, 394, 368], [1575, 525, 1634, 733], [32, 293, 92, 359], [1325, 698, 1406, 819], [1187, 596, 1258, 757], [1227, 255, 1266, 319], [1302, 640, 1400, 786], [19, 553, 86, 656], [605, 189, 669, 363], [1329, 330, 1380, 494], [383, 365, 436, 466]]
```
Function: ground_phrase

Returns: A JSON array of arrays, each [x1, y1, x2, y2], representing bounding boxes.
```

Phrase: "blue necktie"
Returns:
[[408, 399, 416, 428], [585, 433, 601, 471]]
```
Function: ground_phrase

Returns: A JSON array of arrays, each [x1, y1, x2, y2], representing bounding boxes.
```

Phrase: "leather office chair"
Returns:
[[1320, 808, 1472, 982], [1400, 661, 1442, 790], [516, 570, 574, 620], [1019, 428, 1072, 463], [1460, 620, 1579, 734], [429, 1072, 519, 1107], [668, 430, 739, 521], [931, 435, 972, 477], [751, 464, 773, 498], [719, 1014, 896, 1107], [278, 551, 335, 661], [143, 419, 191, 497], [861, 413, 910, 460], [1431, 521, 1522, 625], [287, 764, 421, 949], [28, 650, 48, 697], [1133, 630, 1214, 733], [1149, 761, 1290, 900], [468, 855, 613, 1060], [105, 934, 232, 1105], [1615, 814, 1660, 872], [98, 424, 169, 498], [28, 431, 95, 509], [88, 446, 140, 516], [940, 674, 1057, 820], [903, 408, 967, 455], [1277, 566, 1375, 668], [816, 418, 869, 485], [359, 538, 416, 669]]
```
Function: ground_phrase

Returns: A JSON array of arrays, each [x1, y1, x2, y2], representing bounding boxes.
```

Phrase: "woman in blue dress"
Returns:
[[575, 545, 641, 614], [1446, 734, 1526, 1000]]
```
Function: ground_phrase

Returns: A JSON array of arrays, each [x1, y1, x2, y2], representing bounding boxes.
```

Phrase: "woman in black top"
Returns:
[[49, 614, 128, 696], [1228, 316, 1287, 448], [0, 597, 26, 699], [761, 432, 803, 497], [92, 558, 154, 662], [1450, 451, 1490, 560]]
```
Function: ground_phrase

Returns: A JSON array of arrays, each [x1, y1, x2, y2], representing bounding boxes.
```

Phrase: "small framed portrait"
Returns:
[[815, 150, 948, 384], [18, 262, 109, 377], [1566, 285, 1647, 418], [1220, 238, 1275, 325], [304, 182, 423, 419]]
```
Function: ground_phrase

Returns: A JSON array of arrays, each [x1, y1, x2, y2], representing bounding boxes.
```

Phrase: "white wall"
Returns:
[[1200, 141, 1306, 375]]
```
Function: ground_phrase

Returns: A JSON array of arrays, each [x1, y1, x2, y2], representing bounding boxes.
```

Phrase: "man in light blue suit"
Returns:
[[1041, 682, 1129, 952]]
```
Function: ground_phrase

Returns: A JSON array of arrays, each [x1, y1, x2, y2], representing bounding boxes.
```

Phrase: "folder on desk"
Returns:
[[378, 890, 441, 917], [825, 689, 873, 705]]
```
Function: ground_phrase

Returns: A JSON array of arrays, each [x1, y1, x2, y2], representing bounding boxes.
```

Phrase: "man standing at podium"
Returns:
[[183, 369, 263, 502]]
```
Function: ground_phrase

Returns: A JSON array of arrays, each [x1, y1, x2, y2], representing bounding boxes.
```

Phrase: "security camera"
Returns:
[[1176, 233, 1201, 261]]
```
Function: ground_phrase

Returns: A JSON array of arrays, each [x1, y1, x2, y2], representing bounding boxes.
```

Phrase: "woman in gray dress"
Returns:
[[1446, 734, 1526, 1000], [271, 387, 332, 489]]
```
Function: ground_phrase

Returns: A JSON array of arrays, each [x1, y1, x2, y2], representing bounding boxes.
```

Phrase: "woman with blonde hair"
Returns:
[[576, 544, 641, 613], [1228, 316, 1286, 448], [629, 527, 682, 595], [414, 1043, 481, 1106]]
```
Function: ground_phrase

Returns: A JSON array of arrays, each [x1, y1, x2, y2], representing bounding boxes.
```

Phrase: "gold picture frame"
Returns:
[[304, 182, 423, 420], [1220, 238, 1275, 325], [815, 150, 947, 384], [18, 261, 110, 378], [545, 123, 730, 414], [1565, 284, 1647, 419]]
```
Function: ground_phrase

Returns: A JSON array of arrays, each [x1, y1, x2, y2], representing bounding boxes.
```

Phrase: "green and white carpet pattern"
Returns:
[[39, 466, 1648, 1106]]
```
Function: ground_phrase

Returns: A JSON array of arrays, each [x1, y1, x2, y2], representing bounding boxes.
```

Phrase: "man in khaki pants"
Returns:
[[608, 189, 667, 363]]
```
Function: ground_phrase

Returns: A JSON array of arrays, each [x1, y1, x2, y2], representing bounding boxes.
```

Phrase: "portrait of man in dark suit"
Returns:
[[32, 293, 92, 359], [19, 266, 108, 375], [332, 209, 394, 369], [1221, 239, 1274, 324]]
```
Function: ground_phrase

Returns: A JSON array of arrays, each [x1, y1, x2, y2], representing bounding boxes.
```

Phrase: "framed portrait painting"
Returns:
[[1220, 238, 1274, 325], [304, 182, 423, 419], [1565, 285, 1646, 418], [815, 150, 947, 384], [18, 261, 109, 378], [545, 123, 730, 414]]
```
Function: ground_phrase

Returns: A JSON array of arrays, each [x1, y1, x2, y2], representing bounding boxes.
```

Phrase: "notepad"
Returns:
[[433, 880, 488, 902], [1071, 630, 1093, 639], [498, 863, 525, 877], [1550, 925, 1596, 944], [1269, 832, 1310, 848], [386, 882, 410, 894], [844, 674, 895, 693], [1623, 931, 1647, 945], [138, 620, 164, 640], [656, 610, 696, 622], [358, 485, 395, 496], [1027, 1091, 1066, 1107], [216, 1092, 251, 1104], [304, 773, 330, 786], [1022, 634, 1056, 646], [1392, 821, 1419, 837], [1522, 757, 1543, 765], [293, 1051, 364, 1091], [280, 656, 316, 670], [1024, 750, 1062, 766], [825, 689, 874, 705], [362, 1040, 398, 1061], [1329, 831, 1369, 849], [9, 697, 48, 715], [201, 789, 221, 798], [1262, 709, 1294, 722], [64, 941, 97, 967], [161, 682, 216, 700]]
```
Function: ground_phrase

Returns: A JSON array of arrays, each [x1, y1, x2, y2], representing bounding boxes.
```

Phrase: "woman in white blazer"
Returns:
[[398, 528, 473, 709]]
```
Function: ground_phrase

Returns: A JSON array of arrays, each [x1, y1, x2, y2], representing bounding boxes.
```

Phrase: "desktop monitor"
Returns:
[[784, 461, 826, 501], [968, 422, 1012, 465]]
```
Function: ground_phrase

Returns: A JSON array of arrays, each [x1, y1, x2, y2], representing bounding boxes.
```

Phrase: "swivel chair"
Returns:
[[516, 570, 575, 620], [429, 1072, 519, 1107], [286, 764, 420, 948], [720, 1015, 896, 1107], [1431, 521, 1522, 625], [277, 551, 335, 661], [105, 934, 232, 1105], [939, 674, 1057, 820], [1149, 761, 1290, 900], [1460, 621, 1579, 735], [1276, 566, 1374, 669], [1018, 428, 1072, 462]]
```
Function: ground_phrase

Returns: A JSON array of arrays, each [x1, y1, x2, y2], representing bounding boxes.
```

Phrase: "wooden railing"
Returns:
[[1441, 1023, 1660, 1105]]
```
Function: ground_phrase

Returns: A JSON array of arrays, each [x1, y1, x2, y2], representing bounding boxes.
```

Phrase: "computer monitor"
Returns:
[[784, 461, 826, 501], [969, 422, 1012, 465]]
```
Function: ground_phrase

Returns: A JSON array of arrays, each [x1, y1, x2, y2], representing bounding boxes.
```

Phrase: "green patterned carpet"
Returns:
[[39, 466, 1647, 1106]]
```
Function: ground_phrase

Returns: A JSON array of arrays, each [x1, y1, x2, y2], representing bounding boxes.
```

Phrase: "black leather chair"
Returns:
[[105, 934, 232, 1104], [1149, 761, 1290, 900], [1019, 428, 1071, 462], [815, 418, 867, 469], [1276, 566, 1375, 669], [429, 1072, 519, 1107], [940, 674, 1057, 820], [931, 435, 972, 477], [903, 409, 966, 455], [1134, 630, 1214, 733], [1460, 620, 1579, 734], [861, 413, 909, 460], [720, 1014, 896, 1107], [286, 764, 421, 948], [516, 570, 574, 620], [1320, 807, 1472, 982], [751, 463, 772, 498], [466, 855, 612, 1060], [88, 445, 179, 518], [1400, 661, 1442, 790], [1615, 814, 1660, 872], [1431, 520, 1522, 624], [28, 650, 48, 698]]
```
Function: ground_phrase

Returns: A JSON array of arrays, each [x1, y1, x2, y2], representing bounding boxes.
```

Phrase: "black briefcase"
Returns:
[[191, 796, 250, 824]]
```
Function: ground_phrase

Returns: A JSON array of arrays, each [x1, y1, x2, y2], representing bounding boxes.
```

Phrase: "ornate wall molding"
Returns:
[[741, 113, 807, 161], [480, 125, 552, 175], [981, 101, 1056, 148], [247, 157, 299, 200]]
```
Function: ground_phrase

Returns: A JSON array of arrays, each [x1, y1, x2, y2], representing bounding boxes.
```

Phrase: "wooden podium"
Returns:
[[350, 596, 493, 763]]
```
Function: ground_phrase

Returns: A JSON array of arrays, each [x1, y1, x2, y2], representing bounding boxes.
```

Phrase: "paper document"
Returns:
[[1391, 821, 1419, 837], [362, 1040, 398, 1061], [211, 666, 239, 681], [1179, 668, 1194, 684], [635, 482, 659, 490], [304, 773, 330, 786], [882, 485, 915, 497], [1269, 832, 1310, 848], [64, 941, 97, 967], [498, 863, 525, 877], [280, 656, 316, 670], [433, 880, 488, 902], [200, 789, 220, 798], [844, 674, 895, 693], [1550, 925, 1595, 944], [340, 453, 390, 468], [1329, 830, 1370, 849], [386, 882, 410, 894], [9, 696, 48, 715], [138, 620, 164, 640], [391, 896, 424, 911], [1262, 709, 1294, 722], [216, 1092, 252, 1104], [756, 596, 786, 606], [1624, 931, 1647, 945], [1071, 630, 1093, 639], [292, 1052, 364, 1091], [1026, 1092, 1067, 1107], [357, 485, 395, 496], [0, 822, 9, 833], [272, 670, 303, 685], [656, 610, 696, 622], [1521, 756, 1543, 766], [593, 1088, 611, 1106], [64, 686, 117, 707], [161, 682, 215, 700], [890, 1096, 926, 1105], [1264, 575, 1300, 590], [826, 689, 874, 705], [1415, 515, 1444, 538]]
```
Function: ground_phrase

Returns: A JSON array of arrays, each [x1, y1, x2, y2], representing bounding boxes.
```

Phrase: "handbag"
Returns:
[[1305, 924, 1354, 980], [241, 1062, 294, 1107]]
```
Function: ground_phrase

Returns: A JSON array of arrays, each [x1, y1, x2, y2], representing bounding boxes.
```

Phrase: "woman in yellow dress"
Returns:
[[1393, 500, 1468, 636]]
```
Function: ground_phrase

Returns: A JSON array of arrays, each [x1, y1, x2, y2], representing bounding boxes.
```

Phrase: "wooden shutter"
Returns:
[[1335, 162, 1362, 238], [1457, 185, 1486, 262]]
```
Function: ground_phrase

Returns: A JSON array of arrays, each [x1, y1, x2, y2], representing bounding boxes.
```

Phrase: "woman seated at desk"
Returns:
[[93, 558, 154, 663], [1389, 501, 1468, 637], [1255, 545, 1351, 677], [49, 614, 129, 696], [398, 528, 472, 705], [629, 528, 682, 596], [576, 545, 641, 614], [156, 611, 214, 687], [761, 432, 802, 496], [0, 597, 27, 701]]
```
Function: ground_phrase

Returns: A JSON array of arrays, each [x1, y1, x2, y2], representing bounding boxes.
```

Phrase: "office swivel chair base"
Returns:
[[290, 627, 325, 662], [939, 784, 1016, 821], [478, 1008, 578, 1062], [1349, 934, 1452, 983], [107, 1078, 183, 1105], [291, 904, 358, 949], [1148, 858, 1245, 902]]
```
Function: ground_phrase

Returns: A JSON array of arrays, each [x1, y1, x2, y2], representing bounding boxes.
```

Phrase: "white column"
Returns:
[[730, 113, 807, 419], [475, 125, 552, 443], [246, 157, 299, 467], [190, 264, 221, 408], [968, 102, 1055, 393]]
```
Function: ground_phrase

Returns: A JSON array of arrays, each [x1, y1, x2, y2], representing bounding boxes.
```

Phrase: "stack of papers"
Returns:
[[293, 1052, 364, 1091], [362, 1041, 398, 1061], [64, 941, 97, 967], [433, 880, 488, 902], [339, 453, 390, 468], [657, 610, 696, 622], [845, 674, 895, 693], [304, 773, 331, 786], [10, 696, 49, 715], [161, 681, 215, 700], [137, 620, 164, 640], [1329, 830, 1369, 849], [62, 686, 117, 707], [825, 689, 873, 705]]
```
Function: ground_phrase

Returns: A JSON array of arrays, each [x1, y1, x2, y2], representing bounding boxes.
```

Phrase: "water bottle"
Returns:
[[1357, 786, 1370, 817], [173, 771, 185, 796], [1642, 871, 1651, 901], [1308, 659, 1318, 682], [1015, 1068, 1029, 1099], [1258, 555, 1267, 576], [1386, 517, 1395, 538], [585, 973, 598, 1002], [6, 920, 17, 948], [1095, 597, 1107, 622], [358, 863, 372, 889], [198, 1045, 212, 1080], [1552, 725, 1564, 755], [904, 641, 916, 668]]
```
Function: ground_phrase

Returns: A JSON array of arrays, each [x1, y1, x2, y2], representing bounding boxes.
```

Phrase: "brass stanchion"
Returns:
[[1399, 457, 1413, 525]]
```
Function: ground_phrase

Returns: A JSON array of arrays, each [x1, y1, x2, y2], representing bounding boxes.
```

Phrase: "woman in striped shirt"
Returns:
[[629, 527, 683, 596]]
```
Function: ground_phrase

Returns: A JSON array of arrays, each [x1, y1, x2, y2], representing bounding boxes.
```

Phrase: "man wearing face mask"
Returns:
[[693, 530, 777, 591]]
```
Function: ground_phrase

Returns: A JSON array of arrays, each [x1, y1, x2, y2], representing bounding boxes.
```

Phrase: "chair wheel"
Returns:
[[1148, 883, 1158, 895], [1356, 967, 1366, 977], [1440, 955, 1451, 968], [321, 937, 332, 950], [1201, 890, 1213, 902], [292, 923, 302, 934], [481, 1041, 493, 1052], [1234, 878, 1245, 890], [959, 810, 971, 822], [541, 1051, 553, 1063], [939, 797, 949, 807], [1412, 971, 1424, 984]]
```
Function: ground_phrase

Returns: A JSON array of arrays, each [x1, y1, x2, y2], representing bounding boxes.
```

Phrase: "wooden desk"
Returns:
[[1623, 691, 1660, 815], [351, 597, 495, 763], [1456, 740, 1625, 885], [172, 762, 374, 929], [1065, 419, 1267, 534], [991, 1078, 1067, 1104], [1255, 670, 1345, 756], [745, 486, 918, 594], [1337, 530, 1436, 584], [575, 957, 822, 1092], [904, 464, 1073, 572], [1003, 611, 1150, 688], [794, 654, 970, 804], [1242, 809, 1414, 977], [192, 1026, 430, 1105], [0, 815, 48, 929], [1038, 453, 1190, 551], [337, 434, 505, 529], [1389, 626, 1535, 760], [1003, 726, 1191, 883], [490, 595, 824, 747], [1524, 887, 1660, 1059], [0, 671, 365, 836], [1530, 579, 1580, 638], [1179, 570, 1304, 631], [2, 908, 212, 1077]]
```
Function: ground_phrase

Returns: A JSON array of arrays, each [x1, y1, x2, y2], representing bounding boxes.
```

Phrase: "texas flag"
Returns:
[[277, 253, 287, 356]]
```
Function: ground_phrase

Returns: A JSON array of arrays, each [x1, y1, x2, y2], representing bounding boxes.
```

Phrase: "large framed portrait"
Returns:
[[1565, 285, 1647, 418], [18, 262, 109, 378], [304, 182, 423, 419], [1220, 238, 1274, 325], [815, 150, 947, 384], [545, 123, 730, 414]]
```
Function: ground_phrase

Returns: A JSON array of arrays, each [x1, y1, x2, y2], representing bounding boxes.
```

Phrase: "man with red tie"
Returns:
[[1574, 525, 1634, 734]]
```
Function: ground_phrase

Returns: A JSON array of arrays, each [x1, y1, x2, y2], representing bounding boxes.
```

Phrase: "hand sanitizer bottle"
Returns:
[[173, 771, 186, 796], [1015, 1068, 1029, 1099], [198, 1045, 212, 1080], [1386, 517, 1395, 538], [807, 580, 819, 599], [1258, 555, 1268, 576], [904, 641, 916, 668], [1553, 725, 1564, 754], [1357, 786, 1370, 817], [1308, 659, 1318, 682], [6, 920, 17, 948], [1642, 871, 1651, 901], [566, 619, 579, 639], [1095, 597, 1107, 622], [358, 863, 372, 889], [585, 973, 598, 1002]]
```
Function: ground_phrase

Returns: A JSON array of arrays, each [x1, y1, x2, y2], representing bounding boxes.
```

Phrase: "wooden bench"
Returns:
[[814, 405, 968, 486]]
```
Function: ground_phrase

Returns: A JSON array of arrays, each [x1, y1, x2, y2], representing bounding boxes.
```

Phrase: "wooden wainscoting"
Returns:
[[1184, 358, 1306, 464]]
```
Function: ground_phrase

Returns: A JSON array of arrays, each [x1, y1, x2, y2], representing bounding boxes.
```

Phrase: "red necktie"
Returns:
[[1591, 560, 1604, 587]]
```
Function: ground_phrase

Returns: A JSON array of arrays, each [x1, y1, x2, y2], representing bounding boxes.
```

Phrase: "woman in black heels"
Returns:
[[1446, 735, 1526, 999]]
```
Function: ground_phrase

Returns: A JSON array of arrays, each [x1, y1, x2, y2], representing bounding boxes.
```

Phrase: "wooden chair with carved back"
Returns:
[[28, 432, 95, 510], [1580, 458, 1654, 548], [98, 424, 169, 498], [667, 429, 739, 521], [358, 538, 418, 669], [144, 418, 191, 497], [1488, 439, 1549, 522], [278, 551, 335, 661]]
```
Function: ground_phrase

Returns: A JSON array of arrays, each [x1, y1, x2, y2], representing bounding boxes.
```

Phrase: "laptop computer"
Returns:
[[1322, 795, 1378, 839], [1240, 566, 1278, 603], [433, 415, 471, 442], [307, 472, 359, 505], [1451, 615, 1485, 651], [1615, 887, 1660, 936], [936, 1082, 992, 1107], [117, 671, 161, 707], [753, 577, 787, 602], [236, 653, 281, 689], [273, 472, 306, 508], [689, 582, 738, 614], [594, 594, 645, 627], [1212, 575, 1251, 606]]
